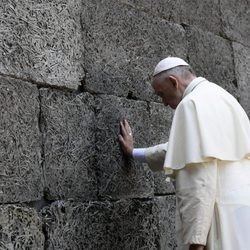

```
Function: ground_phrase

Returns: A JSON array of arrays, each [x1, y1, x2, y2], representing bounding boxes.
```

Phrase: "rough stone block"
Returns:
[[0, 0, 84, 89], [149, 102, 172, 145], [0, 205, 44, 249], [233, 42, 250, 117], [40, 89, 97, 201], [42, 196, 176, 250], [0, 76, 42, 203], [186, 27, 239, 99], [95, 95, 154, 199], [149, 102, 175, 194], [154, 196, 177, 250], [154, 172, 175, 195], [82, 0, 187, 101], [176, 0, 222, 35], [120, 0, 222, 35], [117, 0, 179, 21], [220, 0, 250, 46]]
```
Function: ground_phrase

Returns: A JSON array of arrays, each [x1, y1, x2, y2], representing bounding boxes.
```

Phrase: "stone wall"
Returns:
[[0, 0, 249, 249]]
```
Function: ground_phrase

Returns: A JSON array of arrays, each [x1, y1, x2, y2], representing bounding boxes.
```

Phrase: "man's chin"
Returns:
[[164, 102, 177, 109], [170, 103, 179, 110]]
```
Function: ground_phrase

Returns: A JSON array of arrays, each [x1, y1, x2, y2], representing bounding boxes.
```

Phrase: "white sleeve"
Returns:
[[132, 148, 147, 162], [132, 143, 168, 172], [144, 143, 168, 172]]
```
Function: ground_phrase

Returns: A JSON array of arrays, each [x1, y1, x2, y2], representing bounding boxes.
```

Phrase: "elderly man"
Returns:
[[118, 57, 250, 250]]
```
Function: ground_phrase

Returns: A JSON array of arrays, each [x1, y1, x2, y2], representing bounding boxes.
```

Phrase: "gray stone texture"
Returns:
[[149, 102, 172, 145], [233, 42, 250, 117], [186, 27, 239, 99], [149, 102, 175, 194], [176, 0, 222, 35], [154, 172, 175, 195], [0, 76, 42, 203], [220, 0, 250, 46], [82, 0, 187, 101], [154, 196, 177, 250], [113, 0, 222, 36], [0, 0, 249, 249], [0, 205, 44, 249], [42, 196, 176, 250], [40, 89, 97, 201], [117, 0, 180, 22], [0, 0, 84, 89], [95, 95, 154, 199]]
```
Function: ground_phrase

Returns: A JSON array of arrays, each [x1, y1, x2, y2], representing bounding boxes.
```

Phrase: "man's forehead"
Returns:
[[151, 75, 159, 85], [151, 76, 164, 89], [152, 72, 165, 84]]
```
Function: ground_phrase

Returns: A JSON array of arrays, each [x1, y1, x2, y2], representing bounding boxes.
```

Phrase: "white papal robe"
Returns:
[[138, 77, 250, 249]]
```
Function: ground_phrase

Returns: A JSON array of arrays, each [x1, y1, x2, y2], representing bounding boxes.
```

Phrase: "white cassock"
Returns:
[[134, 77, 250, 250]]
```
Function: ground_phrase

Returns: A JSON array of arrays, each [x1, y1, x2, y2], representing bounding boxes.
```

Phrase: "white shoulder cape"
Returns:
[[163, 79, 250, 174]]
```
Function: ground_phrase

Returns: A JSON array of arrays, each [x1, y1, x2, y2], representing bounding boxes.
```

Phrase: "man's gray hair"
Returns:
[[160, 65, 196, 79]]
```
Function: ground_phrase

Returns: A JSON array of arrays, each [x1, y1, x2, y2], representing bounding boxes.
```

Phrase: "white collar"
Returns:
[[182, 77, 207, 98]]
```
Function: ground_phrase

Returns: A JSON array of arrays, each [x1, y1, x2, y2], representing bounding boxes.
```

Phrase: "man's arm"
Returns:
[[132, 148, 147, 162], [144, 143, 168, 171], [132, 144, 169, 171], [118, 120, 168, 172]]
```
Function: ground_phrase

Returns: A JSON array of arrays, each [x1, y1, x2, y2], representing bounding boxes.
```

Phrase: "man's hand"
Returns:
[[118, 119, 134, 157]]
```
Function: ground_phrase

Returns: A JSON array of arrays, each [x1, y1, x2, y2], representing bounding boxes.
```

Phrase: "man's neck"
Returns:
[[180, 75, 197, 96]]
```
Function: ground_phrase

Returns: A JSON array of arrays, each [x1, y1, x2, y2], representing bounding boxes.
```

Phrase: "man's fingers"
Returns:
[[118, 134, 133, 156], [124, 119, 132, 136], [118, 122, 134, 157], [120, 121, 127, 137], [118, 134, 124, 144], [120, 120, 131, 137]]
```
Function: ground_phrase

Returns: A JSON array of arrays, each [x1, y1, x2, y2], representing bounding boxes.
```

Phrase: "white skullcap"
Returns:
[[153, 57, 189, 76]]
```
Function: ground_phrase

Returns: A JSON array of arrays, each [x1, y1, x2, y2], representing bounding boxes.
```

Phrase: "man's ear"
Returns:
[[168, 76, 179, 89]]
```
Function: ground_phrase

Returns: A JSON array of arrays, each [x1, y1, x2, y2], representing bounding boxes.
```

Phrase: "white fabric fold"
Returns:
[[163, 78, 250, 174], [175, 158, 250, 249]]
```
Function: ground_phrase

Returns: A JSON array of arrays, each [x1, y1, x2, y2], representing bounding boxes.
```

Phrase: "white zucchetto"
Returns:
[[153, 57, 189, 76]]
